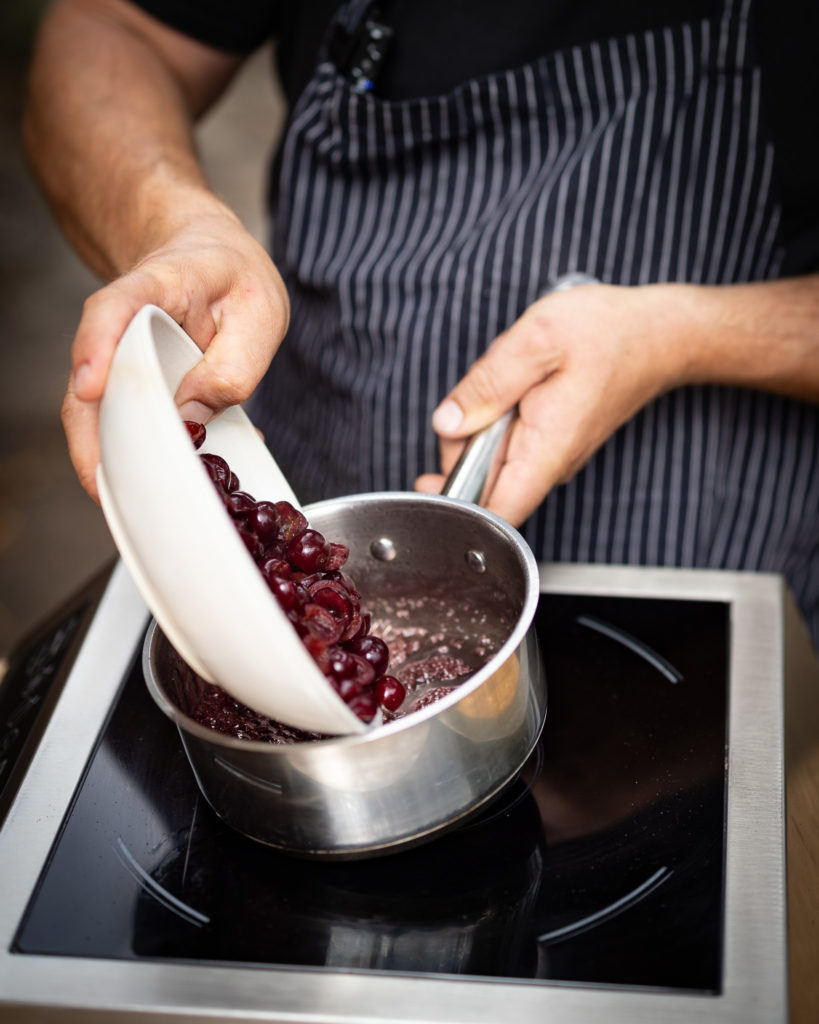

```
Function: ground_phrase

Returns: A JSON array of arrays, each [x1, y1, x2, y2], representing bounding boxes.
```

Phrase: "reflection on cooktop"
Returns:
[[14, 593, 728, 993]]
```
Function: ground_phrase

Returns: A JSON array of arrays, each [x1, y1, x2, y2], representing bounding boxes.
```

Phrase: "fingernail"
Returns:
[[72, 361, 93, 396], [178, 400, 215, 424], [432, 399, 464, 434]]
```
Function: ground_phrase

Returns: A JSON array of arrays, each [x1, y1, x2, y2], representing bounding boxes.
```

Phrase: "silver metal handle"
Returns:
[[441, 410, 515, 505], [540, 271, 599, 296]]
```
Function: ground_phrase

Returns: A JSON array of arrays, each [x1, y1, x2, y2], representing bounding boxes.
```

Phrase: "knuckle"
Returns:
[[465, 358, 505, 408], [80, 288, 107, 317], [207, 363, 255, 406], [517, 313, 560, 368], [520, 323, 549, 362]]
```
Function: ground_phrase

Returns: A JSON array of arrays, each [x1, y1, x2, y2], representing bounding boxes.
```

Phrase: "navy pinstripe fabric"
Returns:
[[248, 0, 819, 645]]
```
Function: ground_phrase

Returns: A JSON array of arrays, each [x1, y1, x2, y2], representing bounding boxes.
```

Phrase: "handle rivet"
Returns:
[[370, 537, 397, 561], [466, 550, 487, 573]]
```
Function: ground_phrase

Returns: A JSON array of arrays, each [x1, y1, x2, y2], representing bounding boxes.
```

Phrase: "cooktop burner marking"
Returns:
[[180, 797, 201, 889], [576, 615, 684, 683], [213, 755, 284, 794], [113, 837, 210, 927], [536, 865, 673, 946]]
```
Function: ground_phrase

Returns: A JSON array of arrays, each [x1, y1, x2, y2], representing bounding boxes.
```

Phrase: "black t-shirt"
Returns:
[[131, 0, 819, 272], [131, 0, 721, 103]]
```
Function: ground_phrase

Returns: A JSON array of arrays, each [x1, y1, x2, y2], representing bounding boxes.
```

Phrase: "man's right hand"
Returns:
[[63, 205, 290, 500], [23, 0, 285, 500]]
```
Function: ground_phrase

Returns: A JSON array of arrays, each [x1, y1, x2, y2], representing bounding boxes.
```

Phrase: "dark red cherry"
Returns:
[[345, 634, 390, 679], [302, 634, 331, 674], [286, 528, 330, 572], [260, 554, 291, 580], [236, 524, 263, 561], [327, 647, 357, 683], [276, 501, 308, 542], [247, 501, 281, 545], [302, 603, 345, 644], [226, 490, 256, 518], [311, 586, 353, 632], [326, 570, 359, 598], [325, 542, 349, 570], [340, 612, 363, 643], [316, 574, 360, 620], [336, 677, 363, 701], [328, 649, 375, 687], [184, 420, 207, 449], [348, 612, 371, 640], [347, 690, 378, 723], [376, 675, 405, 712], [267, 575, 305, 614], [200, 453, 231, 490]]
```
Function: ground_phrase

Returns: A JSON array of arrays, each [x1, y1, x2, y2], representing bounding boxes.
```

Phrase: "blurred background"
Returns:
[[0, 0, 286, 665]]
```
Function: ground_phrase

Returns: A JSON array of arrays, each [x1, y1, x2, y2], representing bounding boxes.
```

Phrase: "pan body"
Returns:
[[143, 492, 547, 859]]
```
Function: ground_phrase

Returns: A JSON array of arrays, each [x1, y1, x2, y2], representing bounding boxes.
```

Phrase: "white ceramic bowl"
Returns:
[[97, 304, 367, 735]]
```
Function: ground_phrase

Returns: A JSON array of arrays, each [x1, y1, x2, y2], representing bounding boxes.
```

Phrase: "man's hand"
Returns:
[[63, 207, 289, 500], [416, 284, 680, 525], [23, 0, 285, 501], [416, 278, 819, 526]]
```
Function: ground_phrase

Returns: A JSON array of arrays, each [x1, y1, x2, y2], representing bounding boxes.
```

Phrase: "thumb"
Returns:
[[70, 285, 163, 403], [431, 351, 508, 438], [431, 310, 562, 439], [174, 310, 281, 422]]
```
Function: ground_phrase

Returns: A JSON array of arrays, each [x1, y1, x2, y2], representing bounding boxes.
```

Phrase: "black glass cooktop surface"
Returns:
[[14, 593, 729, 993]]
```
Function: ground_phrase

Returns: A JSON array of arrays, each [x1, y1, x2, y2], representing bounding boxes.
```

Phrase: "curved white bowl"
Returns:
[[97, 304, 366, 735]]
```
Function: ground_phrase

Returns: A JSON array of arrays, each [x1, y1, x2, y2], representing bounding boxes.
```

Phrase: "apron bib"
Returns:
[[248, 0, 819, 644]]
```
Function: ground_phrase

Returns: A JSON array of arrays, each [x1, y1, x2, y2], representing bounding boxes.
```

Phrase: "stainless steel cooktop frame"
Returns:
[[0, 560, 801, 1022]]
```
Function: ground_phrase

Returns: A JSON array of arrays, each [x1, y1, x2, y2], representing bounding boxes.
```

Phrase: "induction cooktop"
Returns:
[[0, 561, 813, 1023]]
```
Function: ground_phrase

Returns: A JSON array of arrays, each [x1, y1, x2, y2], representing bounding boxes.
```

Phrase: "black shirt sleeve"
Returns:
[[129, 0, 280, 54], [127, 0, 341, 105]]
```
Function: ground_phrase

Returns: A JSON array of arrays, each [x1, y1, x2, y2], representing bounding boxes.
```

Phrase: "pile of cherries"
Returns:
[[185, 421, 405, 724]]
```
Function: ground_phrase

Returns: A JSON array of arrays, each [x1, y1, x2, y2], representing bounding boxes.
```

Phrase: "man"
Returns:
[[23, 0, 819, 644]]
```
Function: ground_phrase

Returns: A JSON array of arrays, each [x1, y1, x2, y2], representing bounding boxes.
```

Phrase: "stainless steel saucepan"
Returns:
[[143, 415, 547, 859]]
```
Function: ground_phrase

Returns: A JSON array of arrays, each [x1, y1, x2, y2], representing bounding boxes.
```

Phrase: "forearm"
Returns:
[[644, 275, 819, 404], [22, 0, 243, 280]]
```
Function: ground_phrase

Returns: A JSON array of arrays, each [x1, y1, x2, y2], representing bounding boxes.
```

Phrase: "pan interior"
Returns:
[[309, 494, 529, 674]]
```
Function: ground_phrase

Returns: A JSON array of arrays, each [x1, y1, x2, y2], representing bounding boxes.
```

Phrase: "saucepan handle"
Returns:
[[441, 410, 515, 505]]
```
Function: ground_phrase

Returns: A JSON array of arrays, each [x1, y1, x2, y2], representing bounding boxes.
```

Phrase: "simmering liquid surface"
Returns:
[[374, 593, 507, 715], [182, 593, 508, 741]]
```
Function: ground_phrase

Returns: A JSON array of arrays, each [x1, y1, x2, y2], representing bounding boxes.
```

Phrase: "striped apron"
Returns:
[[248, 0, 819, 646]]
